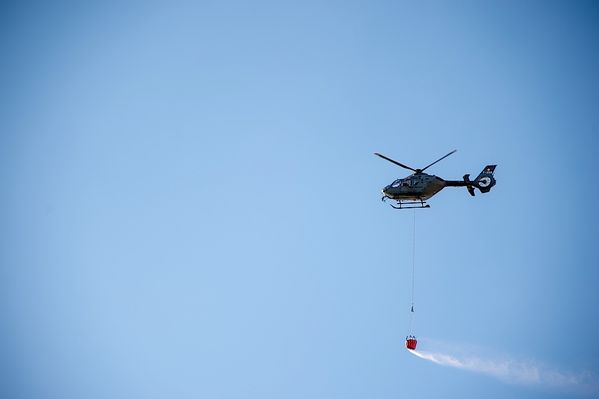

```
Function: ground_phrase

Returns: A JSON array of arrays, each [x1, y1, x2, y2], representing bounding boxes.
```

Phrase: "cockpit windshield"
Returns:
[[391, 178, 412, 188]]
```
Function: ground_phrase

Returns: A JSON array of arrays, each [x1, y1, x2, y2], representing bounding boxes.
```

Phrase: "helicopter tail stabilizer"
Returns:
[[462, 174, 476, 196], [474, 165, 497, 193]]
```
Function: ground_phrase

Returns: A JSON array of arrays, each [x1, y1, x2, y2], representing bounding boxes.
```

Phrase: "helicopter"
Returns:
[[375, 150, 496, 209]]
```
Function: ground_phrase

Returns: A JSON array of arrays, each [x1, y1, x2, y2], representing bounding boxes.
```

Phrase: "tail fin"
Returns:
[[474, 165, 497, 193]]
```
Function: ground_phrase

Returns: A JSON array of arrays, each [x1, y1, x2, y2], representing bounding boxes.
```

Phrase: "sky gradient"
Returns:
[[2, 1, 599, 398]]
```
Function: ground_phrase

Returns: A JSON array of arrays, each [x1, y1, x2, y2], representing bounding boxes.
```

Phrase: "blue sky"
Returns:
[[2, 1, 599, 398]]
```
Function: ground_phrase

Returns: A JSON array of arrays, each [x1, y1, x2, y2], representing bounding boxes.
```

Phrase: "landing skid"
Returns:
[[382, 196, 430, 209], [390, 202, 430, 209]]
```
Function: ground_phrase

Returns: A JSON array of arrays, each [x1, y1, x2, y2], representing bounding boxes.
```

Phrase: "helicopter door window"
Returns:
[[401, 179, 411, 187]]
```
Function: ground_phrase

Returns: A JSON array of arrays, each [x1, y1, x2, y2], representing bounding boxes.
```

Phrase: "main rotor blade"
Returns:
[[374, 153, 417, 172], [420, 149, 457, 172]]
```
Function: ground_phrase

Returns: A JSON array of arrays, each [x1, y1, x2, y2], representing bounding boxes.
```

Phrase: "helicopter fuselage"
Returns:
[[382, 173, 468, 201]]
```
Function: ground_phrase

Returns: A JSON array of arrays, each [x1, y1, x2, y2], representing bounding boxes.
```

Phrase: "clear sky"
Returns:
[[2, 1, 599, 398]]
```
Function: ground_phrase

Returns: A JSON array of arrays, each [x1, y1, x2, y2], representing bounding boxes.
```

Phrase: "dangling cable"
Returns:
[[409, 208, 416, 335], [411, 207, 416, 309]]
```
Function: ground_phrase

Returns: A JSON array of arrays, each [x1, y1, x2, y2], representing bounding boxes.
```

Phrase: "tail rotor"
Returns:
[[461, 165, 496, 195], [474, 165, 497, 193]]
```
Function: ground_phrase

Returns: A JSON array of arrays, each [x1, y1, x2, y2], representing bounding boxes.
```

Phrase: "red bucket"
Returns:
[[405, 338, 417, 350]]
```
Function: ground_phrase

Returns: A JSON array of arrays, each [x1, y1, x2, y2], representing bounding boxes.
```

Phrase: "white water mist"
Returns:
[[408, 344, 597, 395]]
